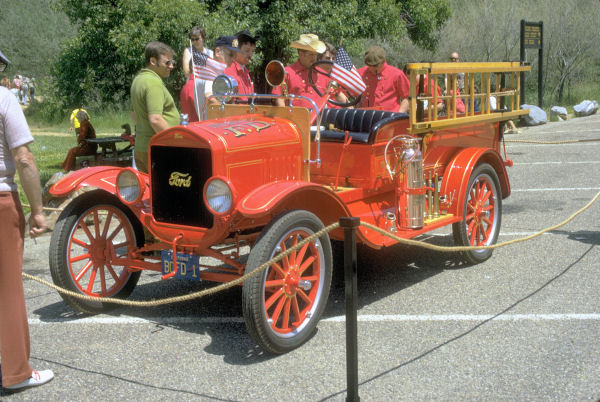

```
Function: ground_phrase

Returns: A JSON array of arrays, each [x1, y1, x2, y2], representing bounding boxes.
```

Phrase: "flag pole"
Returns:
[[189, 39, 202, 121]]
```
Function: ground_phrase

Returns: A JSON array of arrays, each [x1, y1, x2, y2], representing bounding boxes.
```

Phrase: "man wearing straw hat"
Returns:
[[273, 33, 334, 110]]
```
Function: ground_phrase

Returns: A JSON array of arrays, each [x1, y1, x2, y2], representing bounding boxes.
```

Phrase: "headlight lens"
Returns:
[[212, 74, 238, 103], [117, 169, 141, 203], [205, 179, 233, 214]]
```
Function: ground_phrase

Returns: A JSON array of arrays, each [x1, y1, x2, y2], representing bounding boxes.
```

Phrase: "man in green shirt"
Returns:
[[130, 41, 180, 173]]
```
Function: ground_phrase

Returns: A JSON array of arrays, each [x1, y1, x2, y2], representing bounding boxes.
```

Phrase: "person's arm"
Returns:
[[399, 98, 409, 113], [77, 123, 87, 145], [182, 48, 192, 76], [148, 114, 170, 133], [398, 72, 410, 114], [11, 144, 47, 237], [205, 80, 220, 105]]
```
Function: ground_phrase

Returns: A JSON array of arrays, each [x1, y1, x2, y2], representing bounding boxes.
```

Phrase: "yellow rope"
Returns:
[[361, 190, 600, 251], [22, 203, 64, 212], [505, 138, 600, 145], [23, 222, 340, 306]]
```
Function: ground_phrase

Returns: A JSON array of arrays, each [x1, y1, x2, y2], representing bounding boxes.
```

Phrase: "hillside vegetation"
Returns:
[[0, 0, 77, 78]]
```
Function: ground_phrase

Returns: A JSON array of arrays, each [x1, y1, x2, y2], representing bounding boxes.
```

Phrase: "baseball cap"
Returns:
[[235, 30, 260, 44], [214, 36, 242, 53]]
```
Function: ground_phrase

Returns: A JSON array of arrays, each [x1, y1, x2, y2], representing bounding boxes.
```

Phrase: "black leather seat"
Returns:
[[314, 108, 408, 144]]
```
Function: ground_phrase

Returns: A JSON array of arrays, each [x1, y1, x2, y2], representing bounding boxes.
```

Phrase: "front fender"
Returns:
[[440, 147, 510, 217], [238, 181, 350, 226], [49, 166, 134, 198]]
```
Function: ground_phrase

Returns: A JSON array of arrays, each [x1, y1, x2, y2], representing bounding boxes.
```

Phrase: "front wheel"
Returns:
[[452, 163, 502, 264], [242, 210, 332, 354], [49, 191, 144, 313]]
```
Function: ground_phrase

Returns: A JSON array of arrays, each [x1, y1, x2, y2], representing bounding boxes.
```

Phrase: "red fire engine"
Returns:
[[48, 60, 530, 354]]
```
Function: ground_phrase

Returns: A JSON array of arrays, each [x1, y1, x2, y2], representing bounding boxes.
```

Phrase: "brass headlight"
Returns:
[[116, 168, 145, 204], [204, 177, 233, 215]]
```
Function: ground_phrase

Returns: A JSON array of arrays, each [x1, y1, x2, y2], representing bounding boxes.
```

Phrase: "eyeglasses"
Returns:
[[191, 37, 202, 42], [160, 59, 175, 67]]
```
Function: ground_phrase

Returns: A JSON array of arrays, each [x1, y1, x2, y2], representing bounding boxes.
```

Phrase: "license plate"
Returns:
[[161, 250, 201, 281]]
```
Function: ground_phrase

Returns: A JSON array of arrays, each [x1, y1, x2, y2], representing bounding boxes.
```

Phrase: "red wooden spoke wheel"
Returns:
[[453, 163, 502, 264], [50, 191, 143, 313], [243, 210, 332, 354]]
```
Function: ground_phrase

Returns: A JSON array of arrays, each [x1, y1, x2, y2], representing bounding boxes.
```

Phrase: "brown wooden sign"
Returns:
[[523, 23, 542, 49]]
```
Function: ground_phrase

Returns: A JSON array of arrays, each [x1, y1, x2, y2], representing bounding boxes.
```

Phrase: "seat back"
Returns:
[[316, 108, 407, 144]]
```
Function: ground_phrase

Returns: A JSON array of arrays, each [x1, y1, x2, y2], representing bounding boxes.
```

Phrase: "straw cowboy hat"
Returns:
[[290, 34, 326, 54]]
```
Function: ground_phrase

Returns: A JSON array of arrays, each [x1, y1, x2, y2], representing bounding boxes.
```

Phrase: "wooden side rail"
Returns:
[[406, 61, 531, 134]]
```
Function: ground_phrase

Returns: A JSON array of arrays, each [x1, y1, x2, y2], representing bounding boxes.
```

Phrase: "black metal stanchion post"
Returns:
[[339, 217, 360, 402]]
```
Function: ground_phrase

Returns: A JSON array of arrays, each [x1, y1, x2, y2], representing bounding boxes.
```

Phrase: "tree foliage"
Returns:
[[51, 0, 450, 108]]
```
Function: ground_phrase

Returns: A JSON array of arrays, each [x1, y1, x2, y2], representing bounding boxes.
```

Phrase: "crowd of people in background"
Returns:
[[130, 28, 503, 161], [0, 73, 36, 106]]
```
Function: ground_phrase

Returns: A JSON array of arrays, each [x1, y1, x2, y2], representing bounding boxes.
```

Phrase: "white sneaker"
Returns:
[[5, 369, 54, 391]]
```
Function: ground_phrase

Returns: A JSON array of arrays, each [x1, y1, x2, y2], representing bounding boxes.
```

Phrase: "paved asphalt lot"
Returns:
[[2, 114, 600, 401]]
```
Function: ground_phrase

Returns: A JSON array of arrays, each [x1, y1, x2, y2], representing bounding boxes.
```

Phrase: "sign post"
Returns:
[[520, 20, 543, 108]]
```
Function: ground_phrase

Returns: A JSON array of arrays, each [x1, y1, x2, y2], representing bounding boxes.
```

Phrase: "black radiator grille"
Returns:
[[150, 146, 213, 228]]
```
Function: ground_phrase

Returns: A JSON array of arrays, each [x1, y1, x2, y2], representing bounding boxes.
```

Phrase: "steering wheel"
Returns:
[[308, 60, 361, 108], [384, 135, 420, 179]]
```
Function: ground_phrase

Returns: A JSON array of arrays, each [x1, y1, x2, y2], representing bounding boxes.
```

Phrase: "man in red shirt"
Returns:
[[224, 30, 259, 98], [272, 34, 333, 111], [358, 46, 409, 113]]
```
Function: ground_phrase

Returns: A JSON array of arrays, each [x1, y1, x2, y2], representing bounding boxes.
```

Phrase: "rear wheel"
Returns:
[[242, 210, 332, 354], [49, 191, 144, 313], [452, 163, 502, 264]]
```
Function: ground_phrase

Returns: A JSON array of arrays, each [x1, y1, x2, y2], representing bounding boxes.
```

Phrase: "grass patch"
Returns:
[[18, 129, 130, 212], [19, 102, 134, 211], [25, 101, 132, 135]]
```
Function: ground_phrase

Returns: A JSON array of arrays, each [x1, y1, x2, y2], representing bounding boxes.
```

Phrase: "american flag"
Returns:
[[193, 52, 226, 81], [331, 46, 366, 97]]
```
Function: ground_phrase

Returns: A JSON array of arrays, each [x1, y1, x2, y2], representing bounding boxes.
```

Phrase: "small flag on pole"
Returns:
[[331, 46, 366, 97], [193, 52, 226, 81]]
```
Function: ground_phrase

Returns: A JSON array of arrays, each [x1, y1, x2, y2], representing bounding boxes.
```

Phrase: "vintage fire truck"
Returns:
[[48, 60, 530, 354]]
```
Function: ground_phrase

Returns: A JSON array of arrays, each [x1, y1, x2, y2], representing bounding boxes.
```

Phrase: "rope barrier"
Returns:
[[361, 190, 600, 252], [23, 190, 600, 307], [505, 138, 600, 145], [23, 222, 340, 306], [22, 203, 64, 212]]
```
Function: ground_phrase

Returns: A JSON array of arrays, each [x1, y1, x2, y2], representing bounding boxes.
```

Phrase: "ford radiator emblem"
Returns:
[[168, 172, 192, 188]]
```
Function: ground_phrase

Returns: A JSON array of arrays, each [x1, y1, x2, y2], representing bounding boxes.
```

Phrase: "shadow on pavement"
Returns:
[[33, 233, 470, 367]]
